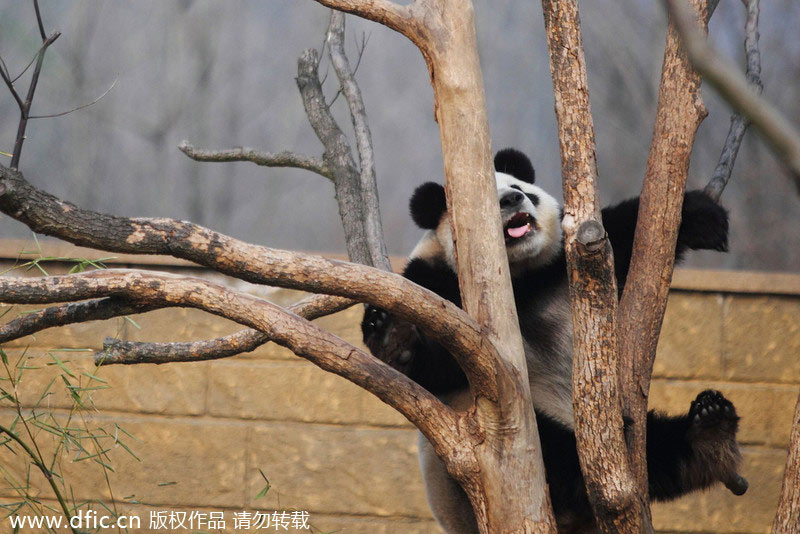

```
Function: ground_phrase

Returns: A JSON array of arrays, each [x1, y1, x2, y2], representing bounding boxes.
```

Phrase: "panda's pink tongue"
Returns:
[[507, 224, 530, 238]]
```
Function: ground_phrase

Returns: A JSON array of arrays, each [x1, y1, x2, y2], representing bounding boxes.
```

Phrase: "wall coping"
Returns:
[[1, 238, 798, 296]]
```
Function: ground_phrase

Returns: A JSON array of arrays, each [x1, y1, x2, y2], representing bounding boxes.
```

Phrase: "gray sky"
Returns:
[[1, 1, 798, 271]]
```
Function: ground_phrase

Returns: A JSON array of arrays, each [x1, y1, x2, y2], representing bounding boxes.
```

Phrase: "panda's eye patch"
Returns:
[[510, 185, 539, 206]]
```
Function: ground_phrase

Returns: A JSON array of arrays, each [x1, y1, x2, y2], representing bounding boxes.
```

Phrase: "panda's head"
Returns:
[[409, 148, 562, 274]]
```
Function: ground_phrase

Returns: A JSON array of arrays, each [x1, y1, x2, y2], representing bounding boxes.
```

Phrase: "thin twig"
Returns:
[[32, 0, 47, 41], [179, 142, 334, 180], [705, 0, 762, 201], [666, 0, 800, 192], [9, 31, 61, 169], [29, 77, 118, 119], [0, 56, 25, 111]]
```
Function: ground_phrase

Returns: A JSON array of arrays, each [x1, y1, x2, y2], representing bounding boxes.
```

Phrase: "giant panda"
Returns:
[[362, 148, 746, 534]]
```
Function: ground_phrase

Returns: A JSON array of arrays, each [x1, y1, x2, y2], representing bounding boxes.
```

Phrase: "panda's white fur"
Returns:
[[410, 170, 574, 428]]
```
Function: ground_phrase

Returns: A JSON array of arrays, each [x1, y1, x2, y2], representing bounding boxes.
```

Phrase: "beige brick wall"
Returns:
[[0, 248, 798, 534]]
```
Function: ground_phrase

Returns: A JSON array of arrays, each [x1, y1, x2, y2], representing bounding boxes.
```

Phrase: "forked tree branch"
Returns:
[[0, 291, 354, 364], [327, 11, 390, 271], [666, 0, 800, 192], [179, 143, 334, 180], [0, 269, 475, 454], [705, 0, 762, 202], [618, 0, 710, 514], [0, 165, 502, 399], [541, 1, 639, 531], [313, 3, 556, 533], [182, 18, 388, 270], [99, 293, 354, 364]]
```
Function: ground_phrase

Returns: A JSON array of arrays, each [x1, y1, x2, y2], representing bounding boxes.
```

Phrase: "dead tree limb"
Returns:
[[541, 1, 639, 532], [0, 297, 164, 343], [0, 291, 354, 365], [666, 0, 800, 192], [705, 0, 762, 201], [0, 164, 505, 399], [617, 0, 710, 519], [178, 143, 334, 180], [0, 269, 477, 457], [773, 392, 800, 534], [312, 2, 554, 532], [327, 11, 389, 271]]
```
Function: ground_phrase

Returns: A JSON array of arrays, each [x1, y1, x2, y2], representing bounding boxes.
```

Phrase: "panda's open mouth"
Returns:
[[504, 212, 536, 243]]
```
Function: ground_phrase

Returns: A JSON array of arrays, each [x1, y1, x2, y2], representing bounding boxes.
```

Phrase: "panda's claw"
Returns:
[[688, 389, 739, 432]]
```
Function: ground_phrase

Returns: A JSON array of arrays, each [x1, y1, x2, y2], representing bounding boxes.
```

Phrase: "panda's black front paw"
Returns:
[[362, 305, 389, 337], [361, 305, 419, 369], [689, 389, 739, 436], [679, 191, 729, 252], [361, 304, 392, 351], [687, 389, 746, 495]]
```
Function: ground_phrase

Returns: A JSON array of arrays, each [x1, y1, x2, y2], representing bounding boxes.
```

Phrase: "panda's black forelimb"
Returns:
[[601, 189, 729, 292], [647, 389, 745, 501], [362, 256, 468, 395]]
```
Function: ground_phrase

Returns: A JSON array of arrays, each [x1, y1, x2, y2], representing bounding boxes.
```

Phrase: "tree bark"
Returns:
[[773, 392, 800, 534], [618, 0, 709, 522], [541, 2, 640, 532], [312, 1, 555, 532]]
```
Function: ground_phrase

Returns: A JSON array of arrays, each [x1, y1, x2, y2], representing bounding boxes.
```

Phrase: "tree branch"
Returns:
[[0, 164, 502, 399], [327, 11, 390, 271], [0, 297, 163, 343], [0, 269, 472, 449], [541, 1, 638, 531], [666, 0, 800, 192], [772, 391, 800, 534], [9, 31, 61, 169], [179, 142, 334, 181], [618, 0, 710, 514], [99, 293, 355, 365], [296, 48, 380, 267], [311, 0, 414, 37], [704, 0, 762, 202]]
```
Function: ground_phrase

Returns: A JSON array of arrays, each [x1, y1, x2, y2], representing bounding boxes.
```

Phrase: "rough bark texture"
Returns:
[[327, 11, 391, 272], [0, 164, 501, 396], [313, 1, 555, 532], [296, 48, 378, 267], [179, 143, 333, 180], [773, 392, 800, 534], [617, 0, 709, 513], [541, 2, 640, 532], [0, 269, 478, 461]]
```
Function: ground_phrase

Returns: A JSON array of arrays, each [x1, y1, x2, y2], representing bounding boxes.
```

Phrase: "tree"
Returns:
[[2, 1, 800, 534]]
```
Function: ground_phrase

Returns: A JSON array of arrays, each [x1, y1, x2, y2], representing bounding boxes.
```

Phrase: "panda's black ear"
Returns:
[[494, 148, 535, 184], [410, 182, 447, 230]]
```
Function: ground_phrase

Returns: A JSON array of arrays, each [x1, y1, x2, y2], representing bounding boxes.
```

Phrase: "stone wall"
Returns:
[[0, 241, 798, 534]]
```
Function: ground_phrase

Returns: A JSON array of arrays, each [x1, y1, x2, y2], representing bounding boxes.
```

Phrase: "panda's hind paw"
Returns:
[[689, 390, 739, 436]]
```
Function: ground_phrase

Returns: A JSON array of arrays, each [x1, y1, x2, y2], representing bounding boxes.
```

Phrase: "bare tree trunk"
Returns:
[[618, 1, 710, 512], [312, 1, 556, 532], [773, 393, 800, 534], [541, 2, 641, 533]]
